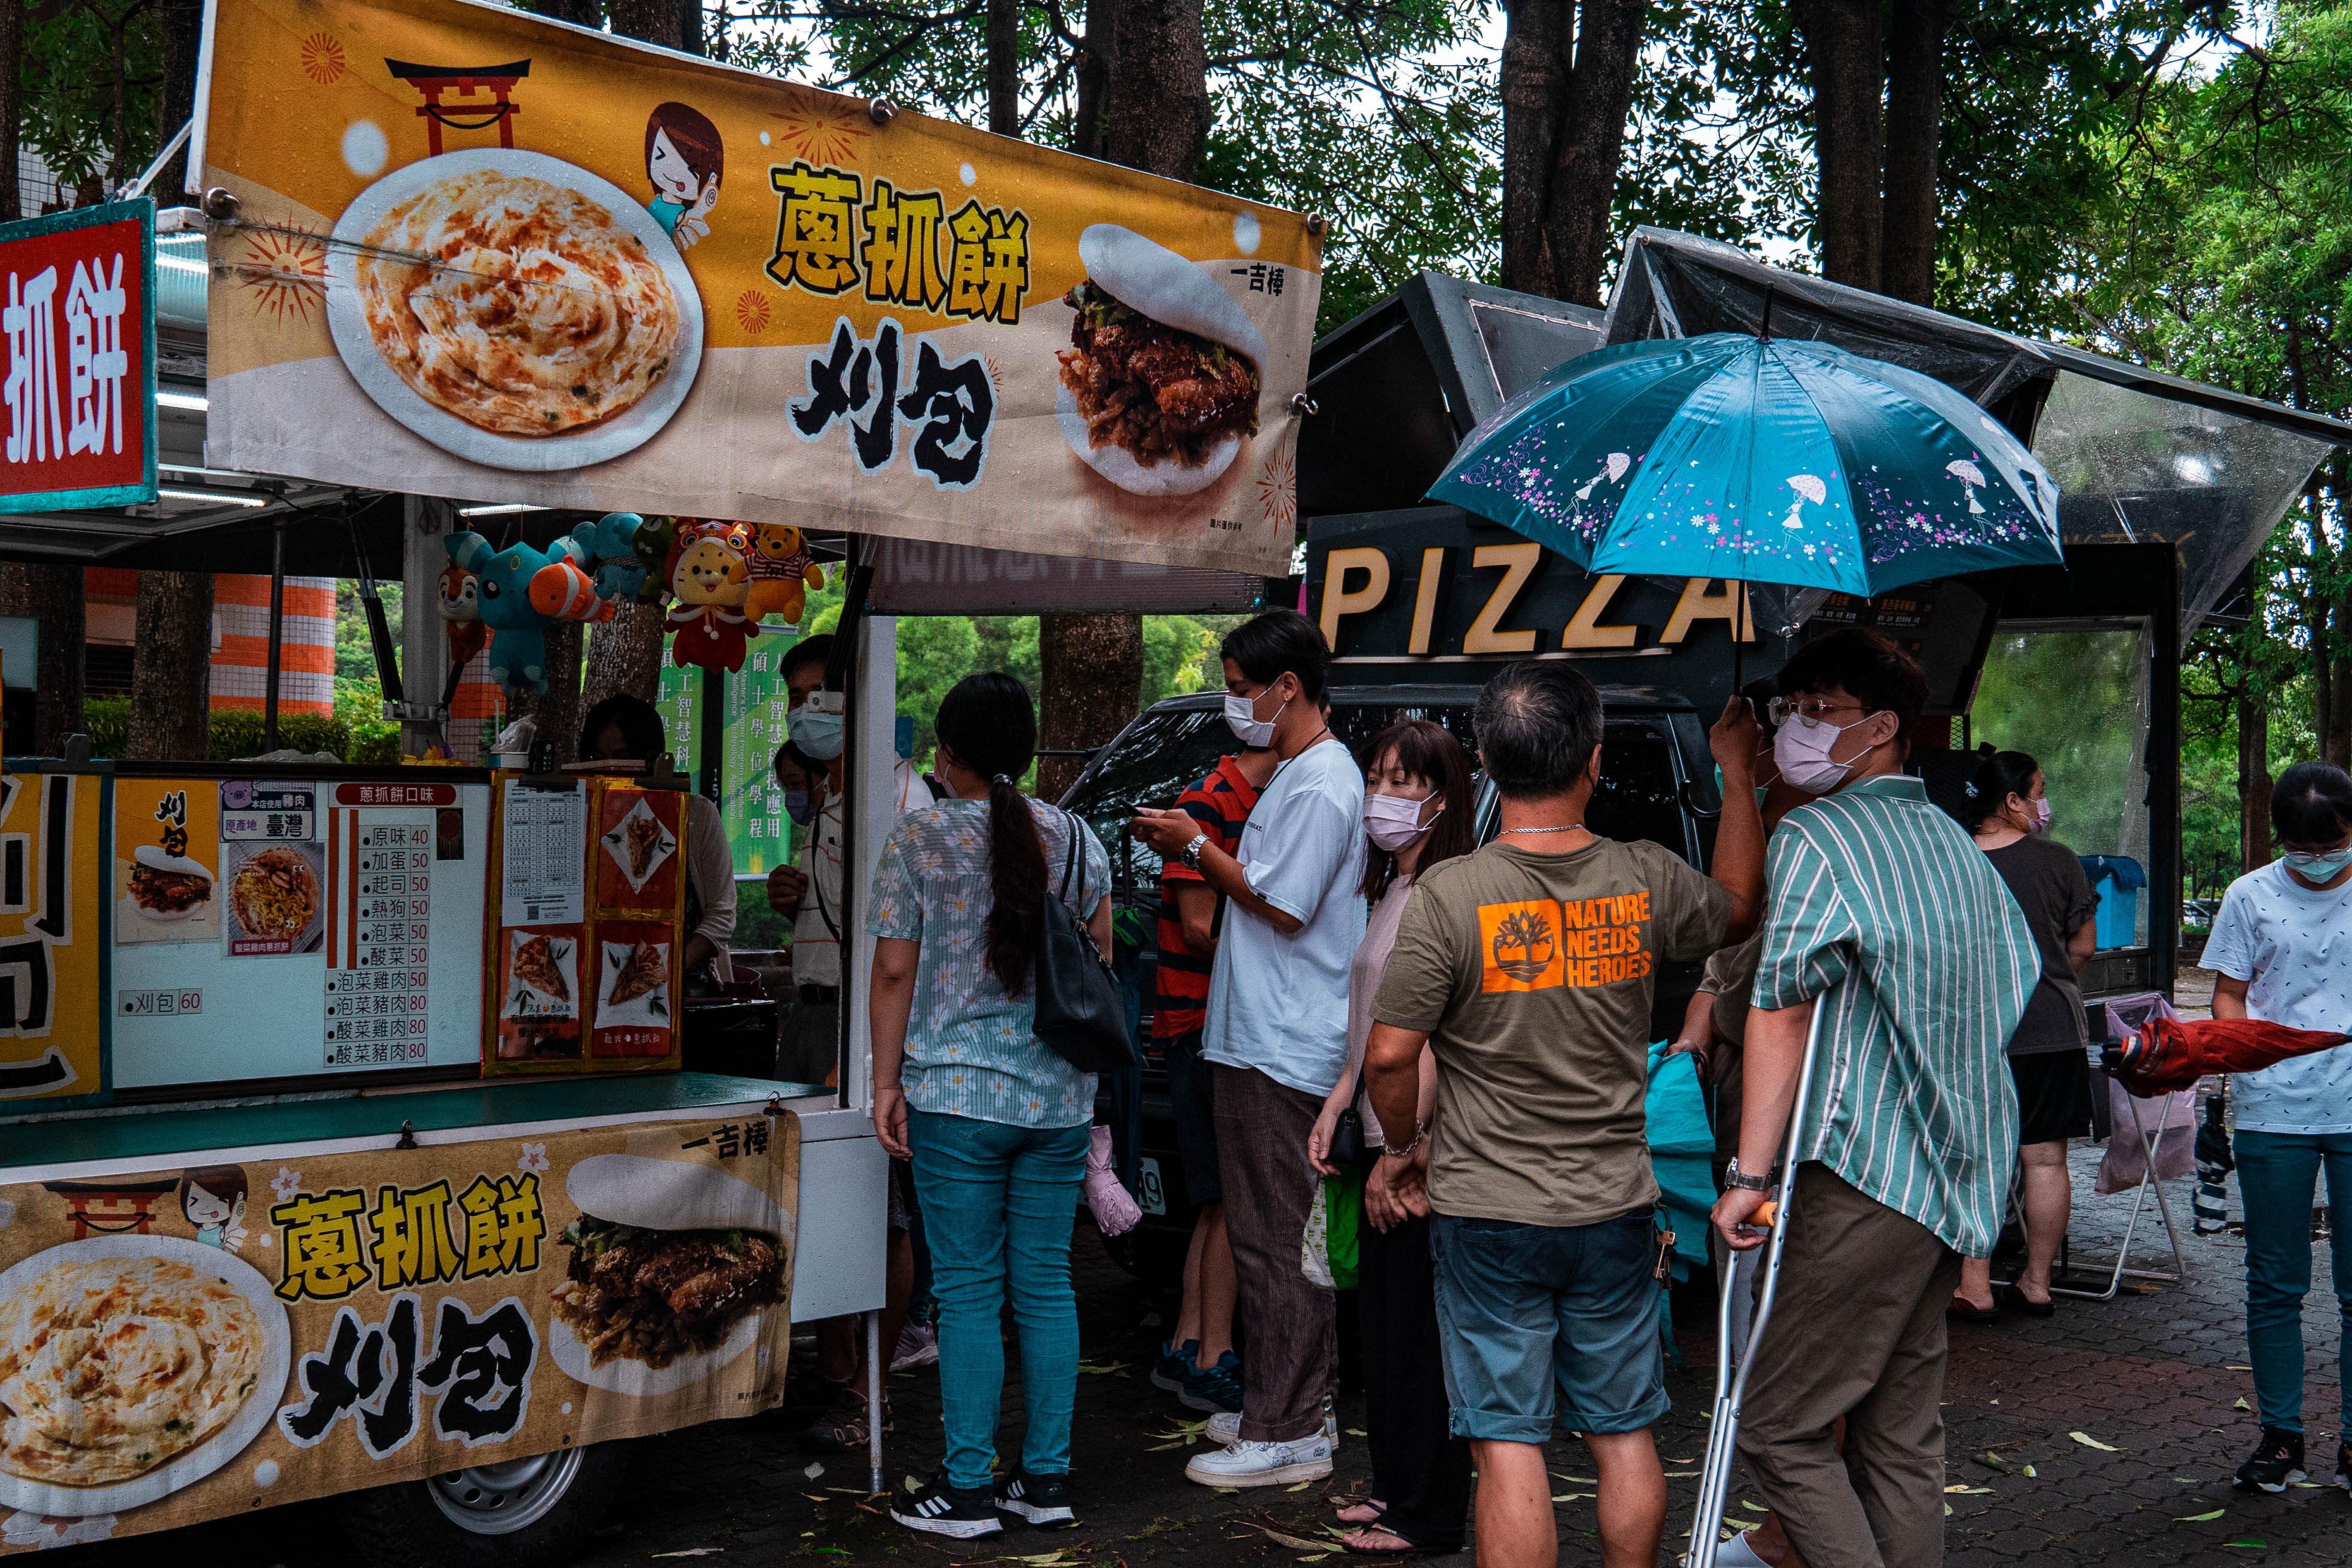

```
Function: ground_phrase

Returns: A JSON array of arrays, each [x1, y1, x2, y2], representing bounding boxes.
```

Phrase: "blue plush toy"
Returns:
[[572, 512, 652, 602], [445, 530, 590, 695]]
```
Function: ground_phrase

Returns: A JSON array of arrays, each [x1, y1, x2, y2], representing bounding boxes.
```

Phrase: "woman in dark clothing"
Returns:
[[1951, 749, 2100, 1319]]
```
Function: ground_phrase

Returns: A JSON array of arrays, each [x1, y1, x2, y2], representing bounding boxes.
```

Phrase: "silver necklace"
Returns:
[[1500, 823, 1587, 835]]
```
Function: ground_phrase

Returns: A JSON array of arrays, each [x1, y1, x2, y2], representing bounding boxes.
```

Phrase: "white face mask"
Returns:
[[1772, 712, 1881, 795], [1364, 792, 1438, 852], [1224, 687, 1289, 749]]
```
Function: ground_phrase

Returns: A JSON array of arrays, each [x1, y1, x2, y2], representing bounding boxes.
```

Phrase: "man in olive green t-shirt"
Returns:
[[1366, 662, 1765, 1568]]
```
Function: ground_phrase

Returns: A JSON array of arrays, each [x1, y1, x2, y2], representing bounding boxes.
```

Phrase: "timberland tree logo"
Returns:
[[1478, 892, 1653, 993]]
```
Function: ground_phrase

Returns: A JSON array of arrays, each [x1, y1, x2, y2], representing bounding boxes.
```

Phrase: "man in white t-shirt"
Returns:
[[1133, 610, 1365, 1488], [2205, 760, 2352, 1497]]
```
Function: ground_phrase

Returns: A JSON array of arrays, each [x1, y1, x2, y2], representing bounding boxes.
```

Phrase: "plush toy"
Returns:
[[572, 512, 656, 603], [662, 520, 760, 673], [436, 561, 489, 667], [743, 522, 828, 626], [630, 515, 678, 604], [446, 530, 593, 694], [529, 556, 618, 624]]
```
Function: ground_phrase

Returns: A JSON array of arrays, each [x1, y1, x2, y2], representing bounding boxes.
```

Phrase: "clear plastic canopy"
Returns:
[[2031, 370, 2339, 637]]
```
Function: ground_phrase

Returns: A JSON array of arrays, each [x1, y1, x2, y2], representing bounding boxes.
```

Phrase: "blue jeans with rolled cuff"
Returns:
[[906, 1105, 1091, 1491]]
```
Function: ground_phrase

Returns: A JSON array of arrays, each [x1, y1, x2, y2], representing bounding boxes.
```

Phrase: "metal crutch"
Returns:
[[1687, 1003, 1827, 1568]]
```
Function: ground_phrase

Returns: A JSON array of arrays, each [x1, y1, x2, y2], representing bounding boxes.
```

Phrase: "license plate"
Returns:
[[1137, 1156, 1167, 1217]]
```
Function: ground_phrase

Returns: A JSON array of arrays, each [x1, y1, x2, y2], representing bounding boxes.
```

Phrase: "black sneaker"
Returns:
[[2234, 1426, 2307, 1493], [890, 1474, 1004, 1539], [2335, 1440, 2352, 1496], [995, 1466, 1077, 1527], [1151, 1337, 1198, 1394]]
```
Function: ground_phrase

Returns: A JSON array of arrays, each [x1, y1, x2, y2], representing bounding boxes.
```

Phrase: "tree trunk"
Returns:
[[127, 571, 215, 760], [678, 0, 702, 54], [2239, 681, 2271, 872], [1033, 0, 1198, 795], [1797, 0, 1884, 290], [1499, 0, 1567, 295], [582, 602, 667, 709], [988, 0, 1019, 135], [1879, 0, 1940, 307], [1543, 0, 1644, 306], [1100, 0, 1208, 181], [1071, 0, 1118, 160], [158, 0, 204, 197], [537, 0, 605, 27], [1037, 614, 1144, 800], [0, 0, 22, 218], [0, 565, 88, 755], [518, 621, 586, 768], [606, 0, 681, 50]]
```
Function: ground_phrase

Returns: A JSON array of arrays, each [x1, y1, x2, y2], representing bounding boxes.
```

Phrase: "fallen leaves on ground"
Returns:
[[1076, 1361, 1129, 1376], [2176, 1509, 2226, 1521], [650, 1552, 722, 1560], [2071, 1431, 2120, 1451]]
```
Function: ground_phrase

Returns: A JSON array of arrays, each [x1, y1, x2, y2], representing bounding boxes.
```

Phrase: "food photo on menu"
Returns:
[[219, 843, 326, 957]]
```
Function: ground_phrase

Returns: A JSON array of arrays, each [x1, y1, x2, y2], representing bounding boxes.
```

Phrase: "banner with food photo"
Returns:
[[191, 0, 1319, 575], [0, 1115, 799, 1552]]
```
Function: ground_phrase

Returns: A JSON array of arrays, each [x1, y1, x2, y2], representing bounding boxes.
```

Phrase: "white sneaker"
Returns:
[[890, 1321, 939, 1373], [1205, 1408, 1339, 1448], [1186, 1435, 1334, 1487]]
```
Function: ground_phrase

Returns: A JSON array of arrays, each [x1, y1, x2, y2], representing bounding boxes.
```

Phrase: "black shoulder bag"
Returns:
[[1031, 811, 1138, 1073], [1326, 1068, 1382, 1171]]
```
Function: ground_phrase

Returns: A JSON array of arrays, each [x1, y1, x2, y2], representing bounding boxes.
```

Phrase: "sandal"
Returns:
[[1335, 1499, 1388, 1527], [1945, 1296, 1999, 1325], [1342, 1523, 1455, 1557], [798, 1384, 893, 1453], [1998, 1282, 2056, 1319]]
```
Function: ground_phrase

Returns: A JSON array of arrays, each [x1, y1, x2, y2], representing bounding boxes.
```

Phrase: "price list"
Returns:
[[326, 819, 433, 1067]]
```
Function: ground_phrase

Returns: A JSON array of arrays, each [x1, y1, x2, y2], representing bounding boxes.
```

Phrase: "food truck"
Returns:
[[0, 0, 1318, 1557]]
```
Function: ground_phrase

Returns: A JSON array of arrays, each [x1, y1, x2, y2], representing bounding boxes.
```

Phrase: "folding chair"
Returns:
[[2051, 1043, 2189, 1299]]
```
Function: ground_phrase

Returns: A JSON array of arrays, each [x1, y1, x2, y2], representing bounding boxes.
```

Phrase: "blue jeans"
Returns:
[[906, 1107, 1090, 1490], [2234, 1129, 2352, 1444]]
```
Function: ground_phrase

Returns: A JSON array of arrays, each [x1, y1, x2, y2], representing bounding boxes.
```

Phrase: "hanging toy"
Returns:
[[436, 561, 489, 666], [446, 530, 593, 694], [743, 522, 828, 626], [529, 555, 618, 624], [662, 519, 760, 673], [572, 512, 656, 602], [630, 514, 679, 604]]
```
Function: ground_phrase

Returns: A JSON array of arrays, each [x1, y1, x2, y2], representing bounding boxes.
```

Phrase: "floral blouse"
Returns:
[[868, 797, 1111, 1128]]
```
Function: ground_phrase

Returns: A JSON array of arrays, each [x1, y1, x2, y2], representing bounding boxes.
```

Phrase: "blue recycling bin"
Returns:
[[2080, 855, 2146, 950]]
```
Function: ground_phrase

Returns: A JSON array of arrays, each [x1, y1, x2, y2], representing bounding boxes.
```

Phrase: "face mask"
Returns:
[[2029, 798, 2053, 834], [2285, 846, 2352, 881], [784, 790, 813, 826], [1364, 792, 1438, 852], [1772, 713, 1879, 795], [1224, 687, 1290, 749], [788, 693, 846, 760]]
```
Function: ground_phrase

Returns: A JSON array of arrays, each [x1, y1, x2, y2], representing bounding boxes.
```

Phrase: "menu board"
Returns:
[[322, 814, 434, 1068], [500, 783, 587, 927]]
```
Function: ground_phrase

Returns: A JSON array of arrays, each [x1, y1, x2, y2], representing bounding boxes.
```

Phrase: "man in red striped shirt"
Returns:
[[1149, 744, 1276, 1416]]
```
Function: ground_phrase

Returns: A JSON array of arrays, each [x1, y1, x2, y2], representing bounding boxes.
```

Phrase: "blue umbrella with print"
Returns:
[[1426, 329, 2065, 600]]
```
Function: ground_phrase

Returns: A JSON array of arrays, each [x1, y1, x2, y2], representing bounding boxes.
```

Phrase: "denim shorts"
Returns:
[[1429, 1208, 1669, 1443]]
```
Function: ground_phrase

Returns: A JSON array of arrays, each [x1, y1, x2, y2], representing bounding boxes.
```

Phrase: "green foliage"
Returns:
[[79, 696, 398, 764], [19, 0, 166, 195]]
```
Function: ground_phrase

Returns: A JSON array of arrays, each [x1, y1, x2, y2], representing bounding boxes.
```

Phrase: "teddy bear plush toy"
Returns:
[[743, 522, 828, 626], [662, 520, 761, 673]]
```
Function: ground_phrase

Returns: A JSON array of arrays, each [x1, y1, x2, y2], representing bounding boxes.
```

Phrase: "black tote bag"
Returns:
[[1030, 810, 1138, 1074]]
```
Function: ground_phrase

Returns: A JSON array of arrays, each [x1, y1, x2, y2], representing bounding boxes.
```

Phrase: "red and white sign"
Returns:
[[0, 200, 154, 513]]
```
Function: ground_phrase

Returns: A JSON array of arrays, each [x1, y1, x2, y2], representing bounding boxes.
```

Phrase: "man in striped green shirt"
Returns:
[[1711, 629, 2038, 1568]]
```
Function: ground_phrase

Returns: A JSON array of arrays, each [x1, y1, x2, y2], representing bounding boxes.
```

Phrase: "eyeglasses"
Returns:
[[1766, 696, 1873, 729]]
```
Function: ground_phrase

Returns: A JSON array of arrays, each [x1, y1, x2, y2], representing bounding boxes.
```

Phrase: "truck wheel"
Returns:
[[342, 1438, 634, 1568]]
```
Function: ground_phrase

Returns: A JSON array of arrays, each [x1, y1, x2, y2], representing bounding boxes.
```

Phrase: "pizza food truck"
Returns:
[[0, 0, 1315, 1557], [1060, 240, 2352, 1275]]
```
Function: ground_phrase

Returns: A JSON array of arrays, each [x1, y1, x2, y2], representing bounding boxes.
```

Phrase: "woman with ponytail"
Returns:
[[1947, 748, 2099, 1322], [868, 672, 1112, 1540]]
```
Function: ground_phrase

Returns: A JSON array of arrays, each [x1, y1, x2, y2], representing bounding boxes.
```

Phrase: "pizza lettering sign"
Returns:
[[0, 201, 157, 514]]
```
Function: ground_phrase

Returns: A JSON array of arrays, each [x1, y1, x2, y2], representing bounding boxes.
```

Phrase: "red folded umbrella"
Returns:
[[2114, 1016, 2348, 1097]]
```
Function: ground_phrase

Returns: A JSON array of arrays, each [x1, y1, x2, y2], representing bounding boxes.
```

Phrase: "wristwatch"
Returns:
[[1180, 832, 1211, 870], [1723, 1156, 1777, 1193]]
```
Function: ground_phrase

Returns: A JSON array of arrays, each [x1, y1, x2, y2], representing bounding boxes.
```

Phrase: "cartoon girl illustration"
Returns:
[[180, 1165, 250, 1252], [645, 101, 724, 252]]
